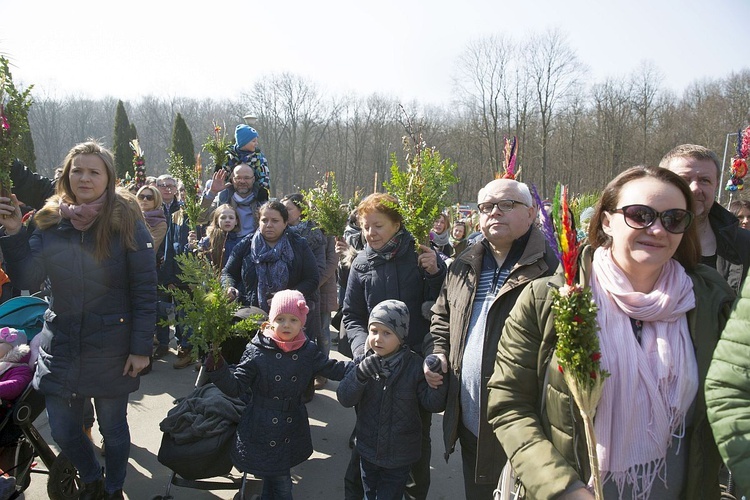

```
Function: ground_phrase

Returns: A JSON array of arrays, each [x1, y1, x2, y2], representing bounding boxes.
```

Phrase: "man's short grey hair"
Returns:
[[157, 174, 175, 182], [659, 144, 721, 180], [477, 179, 533, 207]]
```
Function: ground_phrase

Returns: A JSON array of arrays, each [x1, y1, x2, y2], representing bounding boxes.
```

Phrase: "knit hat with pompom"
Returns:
[[268, 290, 309, 325]]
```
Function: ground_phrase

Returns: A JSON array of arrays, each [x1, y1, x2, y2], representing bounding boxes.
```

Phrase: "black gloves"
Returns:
[[357, 354, 382, 382]]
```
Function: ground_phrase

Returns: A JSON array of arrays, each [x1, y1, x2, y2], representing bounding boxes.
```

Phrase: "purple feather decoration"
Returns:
[[531, 184, 561, 263]]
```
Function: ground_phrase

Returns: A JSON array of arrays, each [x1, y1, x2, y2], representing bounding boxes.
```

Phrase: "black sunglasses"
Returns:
[[138, 194, 155, 202], [611, 204, 693, 234]]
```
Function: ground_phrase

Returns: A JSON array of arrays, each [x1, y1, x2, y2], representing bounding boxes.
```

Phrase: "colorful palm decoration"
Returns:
[[726, 126, 750, 192], [533, 183, 608, 499]]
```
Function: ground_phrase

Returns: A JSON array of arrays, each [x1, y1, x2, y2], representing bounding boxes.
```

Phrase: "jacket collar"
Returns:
[[456, 225, 550, 273], [708, 201, 741, 261]]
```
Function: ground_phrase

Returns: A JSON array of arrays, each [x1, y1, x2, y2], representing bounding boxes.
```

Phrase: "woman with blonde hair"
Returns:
[[0, 140, 157, 500], [136, 184, 167, 250], [198, 203, 242, 269]]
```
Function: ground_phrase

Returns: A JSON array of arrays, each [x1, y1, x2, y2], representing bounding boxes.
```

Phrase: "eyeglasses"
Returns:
[[610, 205, 693, 234], [156, 183, 176, 190], [138, 194, 155, 201], [477, 200, 527, 215]]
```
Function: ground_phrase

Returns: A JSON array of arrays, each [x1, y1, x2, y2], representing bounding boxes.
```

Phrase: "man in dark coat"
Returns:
[[661, 144, 750, 293], [424, 178, 558, 499]]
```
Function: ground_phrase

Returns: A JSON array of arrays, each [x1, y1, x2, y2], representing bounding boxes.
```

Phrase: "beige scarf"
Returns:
[[590, 247, 698, 498]]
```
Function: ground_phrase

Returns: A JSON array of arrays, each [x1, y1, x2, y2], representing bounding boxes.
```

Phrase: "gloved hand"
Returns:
[[424, 354, 443, 374], [357, 354, 382, 382], [204, 352, 225, 372]]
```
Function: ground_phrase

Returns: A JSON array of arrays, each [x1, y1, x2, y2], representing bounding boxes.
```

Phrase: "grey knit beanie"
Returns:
[[368, 299, 410, 342]]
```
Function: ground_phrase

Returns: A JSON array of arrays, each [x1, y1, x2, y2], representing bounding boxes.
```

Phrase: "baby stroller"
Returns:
[[153, 307, 266, 500], [0, 295, 81, 499]]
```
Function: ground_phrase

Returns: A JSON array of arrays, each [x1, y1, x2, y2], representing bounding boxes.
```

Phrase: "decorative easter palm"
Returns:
[[496, 136, 521, 180], [532, 183, 609, 500], [162, 253, 261, 361], [203, 121, 231, 172], [384, 135, 458, 250], [167, 151, 203, 232], [301, 171, 351, 238], [0, 57, 33, 199], [726, 126, 750, 192], [130, 139, 146, 189]]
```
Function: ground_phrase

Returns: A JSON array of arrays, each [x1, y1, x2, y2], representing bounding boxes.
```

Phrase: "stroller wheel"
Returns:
[[47, 454, 80, 500]]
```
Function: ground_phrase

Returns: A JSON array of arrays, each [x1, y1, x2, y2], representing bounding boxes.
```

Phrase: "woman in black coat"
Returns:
[[341, 192, 447, 500], [0, 141, 157, 499], [222, 200, 320, 336]]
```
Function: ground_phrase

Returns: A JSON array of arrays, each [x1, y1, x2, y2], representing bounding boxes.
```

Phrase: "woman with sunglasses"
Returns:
[[486, 166, 735, 499], [136, 185, 167, 251]]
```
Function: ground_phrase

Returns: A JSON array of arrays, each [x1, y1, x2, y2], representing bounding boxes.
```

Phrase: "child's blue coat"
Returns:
[[209, 332, 349, 476], [337, 349, 448, 469]]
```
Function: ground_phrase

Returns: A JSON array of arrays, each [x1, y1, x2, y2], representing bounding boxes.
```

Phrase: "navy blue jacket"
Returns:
[[342, 230, 446, 357], [209, 332, 349, 476], [0, 217, 157, 399], [337, 348, 448, 468], [221, 230, 319, 311]]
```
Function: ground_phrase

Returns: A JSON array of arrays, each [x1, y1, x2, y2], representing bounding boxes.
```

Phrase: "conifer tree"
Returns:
[[19, 116, 36, 170], [171, 113, 195, 168], [112, 100, 131, 178]]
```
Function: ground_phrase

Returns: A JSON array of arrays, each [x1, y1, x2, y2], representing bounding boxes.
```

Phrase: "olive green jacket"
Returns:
[[706, 277, 750, 494], [487, 246, 734, 500]]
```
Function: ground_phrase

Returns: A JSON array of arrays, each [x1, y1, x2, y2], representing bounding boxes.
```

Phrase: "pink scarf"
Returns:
[[590, 247, 698, 498], [59, 193, 107, 231], [263, 327, 307, 353], [142, 208, 166, 229]]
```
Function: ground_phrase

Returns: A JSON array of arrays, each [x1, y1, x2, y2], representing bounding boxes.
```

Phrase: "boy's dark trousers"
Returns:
[[360, 458, 411, 500], [344, 407, 432, 500]]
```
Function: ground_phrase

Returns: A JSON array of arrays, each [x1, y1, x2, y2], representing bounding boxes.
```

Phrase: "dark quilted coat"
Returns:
[[221, 230, 319, 312], [342, 230, 446, 357], [0, 217, 157, 399], [337, 349, 448, 469], [208, 332, 349, 476]]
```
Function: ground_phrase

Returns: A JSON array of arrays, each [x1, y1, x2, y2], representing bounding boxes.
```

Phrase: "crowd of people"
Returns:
[[0, 129, 750, 500]]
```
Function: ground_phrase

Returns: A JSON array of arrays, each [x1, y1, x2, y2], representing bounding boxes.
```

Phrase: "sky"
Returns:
[[1, 0, 748, 106]]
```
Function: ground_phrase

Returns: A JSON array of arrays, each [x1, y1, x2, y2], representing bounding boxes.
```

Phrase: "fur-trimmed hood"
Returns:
[[0, 343, 31, 378], [33, 193, 140, 232]]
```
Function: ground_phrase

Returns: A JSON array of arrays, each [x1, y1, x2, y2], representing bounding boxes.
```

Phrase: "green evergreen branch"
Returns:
[[167, 151, 203, 231], [160, 253, 262, 360], [301, 171, 350, 237], [0, 57, 33, 191]]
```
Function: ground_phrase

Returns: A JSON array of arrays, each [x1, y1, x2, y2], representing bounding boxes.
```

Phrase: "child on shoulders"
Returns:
[[205, 289, 350, 499], [226, 124, 270, 202], [337, 300, 448, 500]]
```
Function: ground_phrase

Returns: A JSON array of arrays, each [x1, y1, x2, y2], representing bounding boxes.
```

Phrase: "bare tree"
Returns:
[[525, 28, 585, 197], [630, 60, 664, 164], [592, 77, 635, 178], [454, 35, 513, 177]]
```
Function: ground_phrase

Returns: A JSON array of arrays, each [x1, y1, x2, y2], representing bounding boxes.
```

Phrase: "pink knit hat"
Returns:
[[268, 290, 309, 325]]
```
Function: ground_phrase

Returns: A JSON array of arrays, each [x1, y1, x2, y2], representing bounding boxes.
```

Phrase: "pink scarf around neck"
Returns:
[[59, 193, 107, 231], [590, 247, 698, 498], [264, 327, 306, 353]]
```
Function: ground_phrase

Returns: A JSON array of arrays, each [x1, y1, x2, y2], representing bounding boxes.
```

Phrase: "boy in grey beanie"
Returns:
[[337, 299, 448, 499]]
